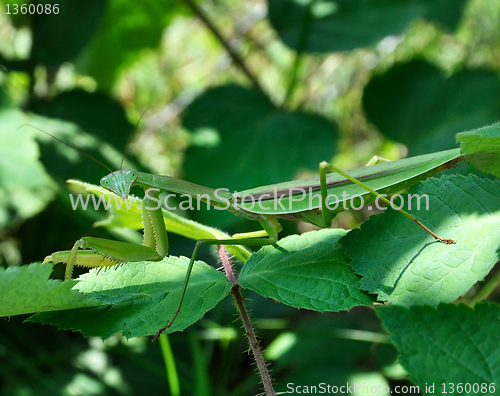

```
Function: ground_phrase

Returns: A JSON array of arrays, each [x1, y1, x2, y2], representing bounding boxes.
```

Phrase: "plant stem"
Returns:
[[189, 327, 211, 396], [182, 0, 267, 98], [218, 245, 237, 284], [217, 246, 275, 395], [283, 2, 313, 106], [284, 51, 305, 105], [232, 284, 276, 396], [159, 333, 181, 396], [470, 264, 500, 305]]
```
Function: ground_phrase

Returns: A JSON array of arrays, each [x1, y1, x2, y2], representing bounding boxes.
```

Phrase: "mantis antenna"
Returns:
[[120, 106, 161, 170], [17, 124, 113, 173]]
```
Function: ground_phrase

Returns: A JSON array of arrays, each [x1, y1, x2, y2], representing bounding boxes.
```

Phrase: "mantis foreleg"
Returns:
[[45, 189, 169, 279]]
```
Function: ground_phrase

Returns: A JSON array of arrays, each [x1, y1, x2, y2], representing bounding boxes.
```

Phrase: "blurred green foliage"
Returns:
[[0, 0, 499, 394]]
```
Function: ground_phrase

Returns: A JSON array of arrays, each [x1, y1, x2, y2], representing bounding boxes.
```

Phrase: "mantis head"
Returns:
[[100, 170, 139, 200]]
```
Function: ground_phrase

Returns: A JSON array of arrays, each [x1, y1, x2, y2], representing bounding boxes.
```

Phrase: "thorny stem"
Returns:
[[218, 245, 237, 284], [182, 0, 268, 99], [232, 285, 276, 396], [217, 247, 275, 396]]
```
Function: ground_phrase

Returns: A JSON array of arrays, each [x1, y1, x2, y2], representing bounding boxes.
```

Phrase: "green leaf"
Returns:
[[269, 0, 467, 53], [33, 89, 133, 148], [85, 0, 186, 88], [183, 85, 338, 226], [29, 91, 138, 193], [341, 174, 500, 306], [29, 256, 232, 338], [0, 83, 13, 108], [363, 61, 500, 154], [31, 0, 107, 66], [377, 303, 500, 391], [0, 262, 102, 317], [239, 229, 372, 311], [0, 109, 57, 229], [184, 85, 338, 191], [457, 123, 500, 178]]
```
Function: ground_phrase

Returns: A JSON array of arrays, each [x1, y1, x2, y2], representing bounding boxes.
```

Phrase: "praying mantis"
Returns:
[[42, 135, 462, 340]]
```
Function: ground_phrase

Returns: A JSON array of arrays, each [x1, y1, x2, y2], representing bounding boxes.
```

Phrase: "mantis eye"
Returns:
[[125, 170, 139, 183], [100, 177, 111, 188]]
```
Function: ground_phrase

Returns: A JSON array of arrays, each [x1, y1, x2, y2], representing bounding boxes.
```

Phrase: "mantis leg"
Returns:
[[318, 161, 455, 244], [152, 215, 282, 341], [45, 237, 165, 279], [365, 155, 391, 166], [141, 188, 169, 257], [45, 189, 169, 279]]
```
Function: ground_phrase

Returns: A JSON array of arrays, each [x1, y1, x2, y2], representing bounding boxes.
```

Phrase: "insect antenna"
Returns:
[[120, 106, 161, 170], [120, 124, 137, 171], [17, 124, 113, 173]]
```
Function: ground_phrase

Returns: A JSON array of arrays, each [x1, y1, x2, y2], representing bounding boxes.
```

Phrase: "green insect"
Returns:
[[42, 131, 461, 340]]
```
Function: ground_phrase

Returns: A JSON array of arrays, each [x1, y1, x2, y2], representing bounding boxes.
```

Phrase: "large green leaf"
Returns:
[[239, 229, 372, 311], [457, 123, 500, 178], [31, 0, 107, 66], [31, 89, 136, 185], [341, 174, 500, 306], [29, 256, 232, 338], [0, 109, 57, 229], [269, 0, 467, 53], [363, 61, 500, 154], [183, 85, 338, 226], [33, 89, 133, 146], [184, 85, 338, 191], [0, 262, 102, 316], [377, 303, 500, 392]]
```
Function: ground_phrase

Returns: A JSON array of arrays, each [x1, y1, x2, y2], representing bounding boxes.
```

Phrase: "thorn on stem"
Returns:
[[218, 245, 237, 284]]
